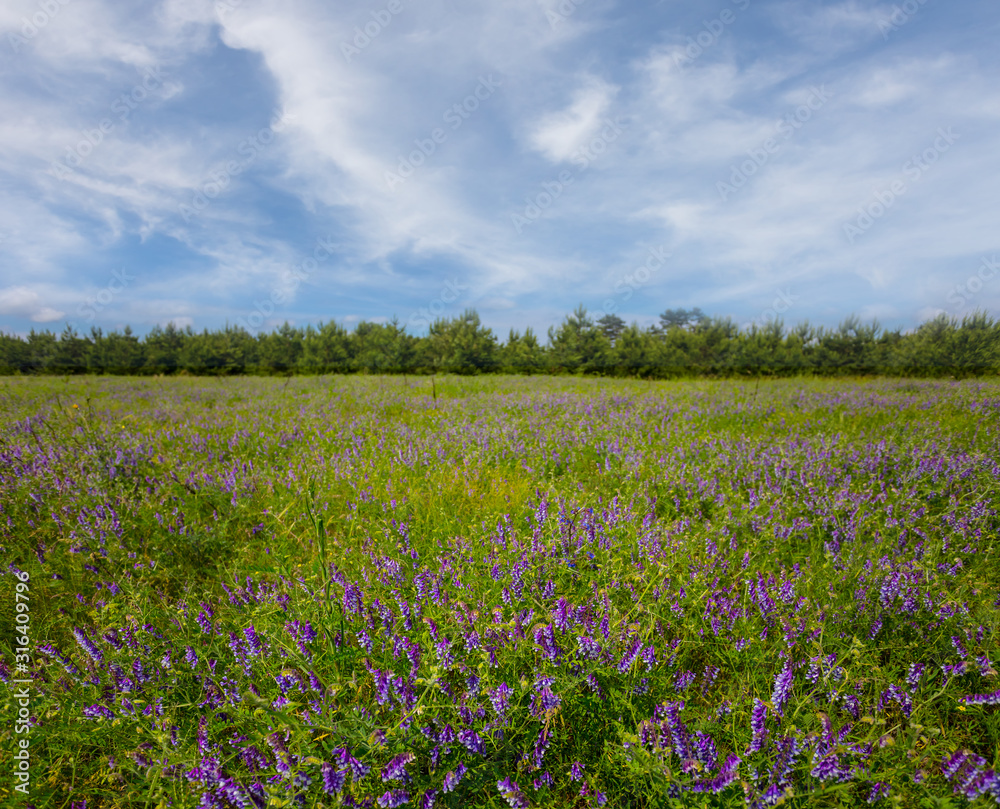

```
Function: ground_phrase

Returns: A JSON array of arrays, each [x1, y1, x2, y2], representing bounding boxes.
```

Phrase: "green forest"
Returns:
[[2, 307, 998, 377]]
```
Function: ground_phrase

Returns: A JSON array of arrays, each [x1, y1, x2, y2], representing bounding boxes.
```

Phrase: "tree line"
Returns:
[[1, 307, 997, 377]]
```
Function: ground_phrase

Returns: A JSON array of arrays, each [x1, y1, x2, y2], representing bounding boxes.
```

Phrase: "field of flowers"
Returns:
[[1, 375, 999, 808]]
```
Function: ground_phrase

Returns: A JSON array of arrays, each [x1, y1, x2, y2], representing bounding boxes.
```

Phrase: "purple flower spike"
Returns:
[[497, 777, 529, 809], [459, 728, 486, 755], [71, 627, 104, 665], [489, 682, 513, 717], [382, 752, 415, 782], [962, 688, 1000, 706], [771, 661, 793, 717], [747, 699, 768, 754], [442, 763, 467, 793], [378, 789, 410, 808]]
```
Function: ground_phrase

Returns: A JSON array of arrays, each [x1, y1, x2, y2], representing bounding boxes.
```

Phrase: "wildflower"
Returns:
[[383, 752, 415, 782], [905, 662, 925, 691], [38, 643, 81, 676], [772, 661, 793, 717], [691, 754, 741, 794], [442, 763, 466, 792], [82, 704, 114, 720], [867, 782, 890, 803], [534, 623, 561, 662], [335, 746, 370, 779], [747, 699, 768, 754], [243, 625, 264, 656], [196, 611, 213, 634], [878, 684, 912, 717], [664, 701, 692, 761], [674, 670, 696, 691], [460, 729, 486, 755], [570, 761, 584, 781], [497, 777, 529, 808], [694, 732, 718, 771], [71, 627, 104, 665], [576, 636, 601, 660], [961, 689, 1000, 706], [488, 681, 513, 718], [618, 635, 643, 673], [378, 789, 410, 808]]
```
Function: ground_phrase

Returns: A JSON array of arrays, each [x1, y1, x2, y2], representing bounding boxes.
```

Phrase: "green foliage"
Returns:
[[2, 309, 999, 378]]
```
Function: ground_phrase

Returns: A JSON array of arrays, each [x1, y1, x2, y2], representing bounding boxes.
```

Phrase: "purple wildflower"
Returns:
[[617, 635, 643, 673], [336, 746, 371, 779], [747, 699, 768, 754], [243, 625, 264, 656], [867, 782, 890, 803], [771, 661, 793, 717], [382, 753, 415, 782], [320, 761, 347, 795], [378, 789, 410, 808], [664, 701, 692, 761], [694, 732, 718, 771], [570, 761, 584, 781], [196, 610, 213, 633], [691, 753, 741, 794], [497, 777, 529, 808], [553, 598, 571, 631], [576, 636, 601, 660], [962, 689, 1000, 706], [459, 729, 486, 755], [489, 682, 513, 717], [442, 763, 466, 793], [534, 623, 561, 663], [71, 627, 103, 664]]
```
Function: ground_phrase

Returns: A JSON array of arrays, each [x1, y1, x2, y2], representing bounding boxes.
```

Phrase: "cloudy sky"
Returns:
[[1, 0, 998, 338]]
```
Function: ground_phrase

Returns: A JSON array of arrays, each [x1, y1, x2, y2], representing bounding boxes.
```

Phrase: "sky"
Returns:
[[1, 0, 998, 339]]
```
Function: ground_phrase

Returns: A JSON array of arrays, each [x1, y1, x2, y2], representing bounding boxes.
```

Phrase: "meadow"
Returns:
[[1, 375, 998, 808]]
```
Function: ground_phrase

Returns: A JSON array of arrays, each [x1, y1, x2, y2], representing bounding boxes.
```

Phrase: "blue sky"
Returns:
[[1, 0, 998, 338]]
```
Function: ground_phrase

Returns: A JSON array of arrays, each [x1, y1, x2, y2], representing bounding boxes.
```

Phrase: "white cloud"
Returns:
[[0, 286, 65, 322], [528, 77, 618, 162]]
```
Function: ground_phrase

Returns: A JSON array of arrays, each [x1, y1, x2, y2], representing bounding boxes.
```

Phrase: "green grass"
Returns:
[[1, 375, 998, 808]]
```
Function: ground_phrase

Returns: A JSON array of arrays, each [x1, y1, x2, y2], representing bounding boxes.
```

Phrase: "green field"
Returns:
[[1, 376, 998, 807]]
